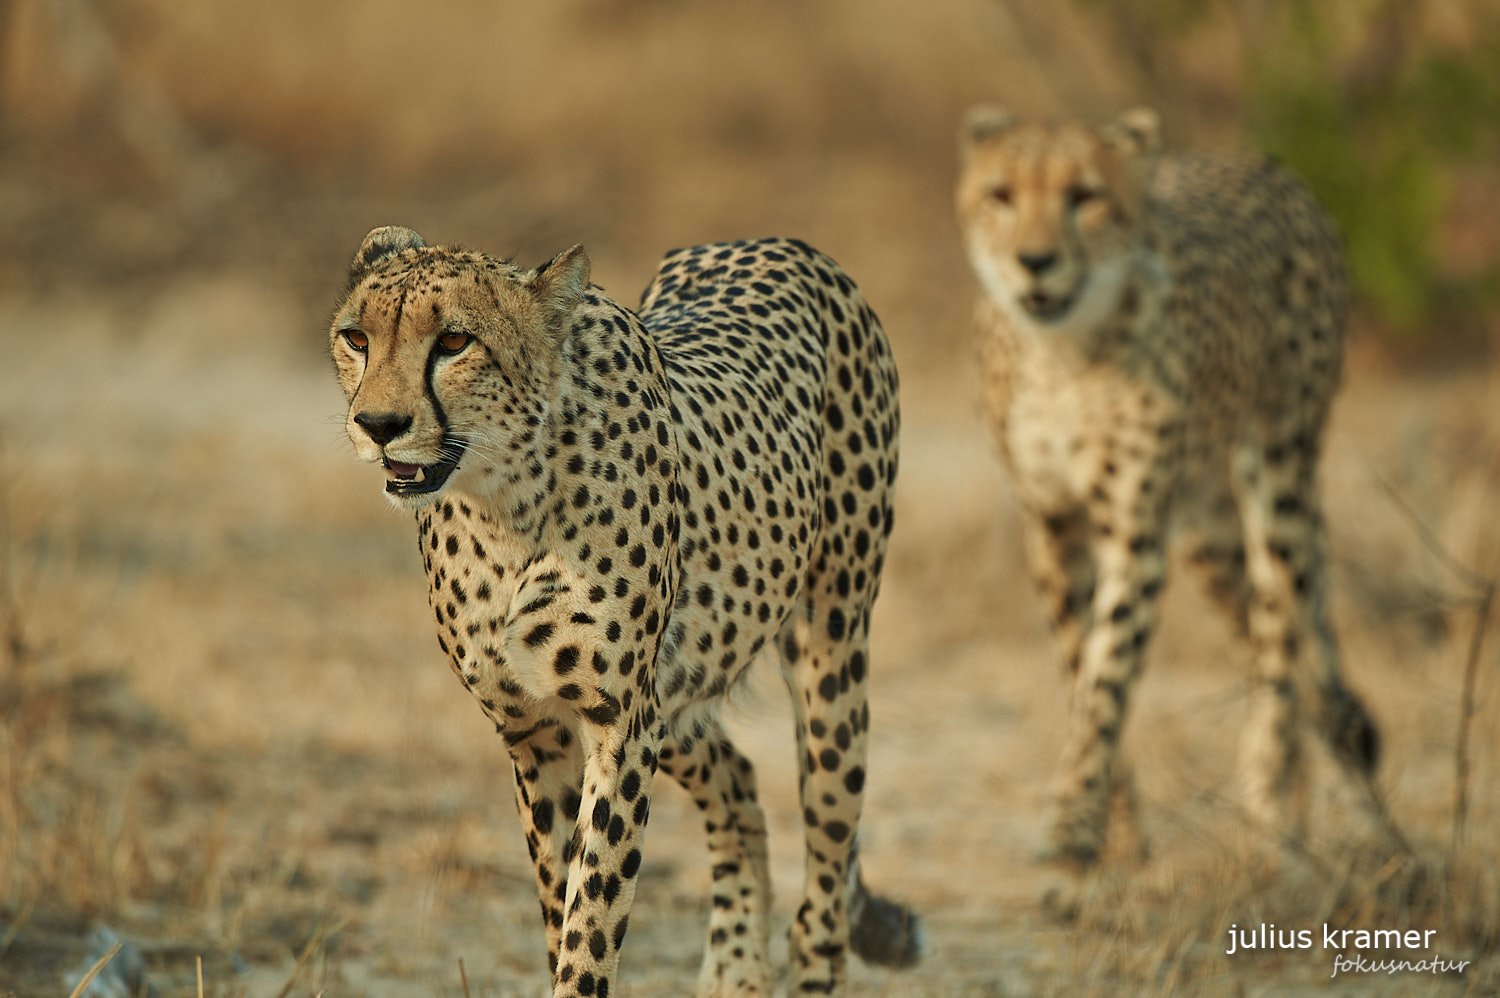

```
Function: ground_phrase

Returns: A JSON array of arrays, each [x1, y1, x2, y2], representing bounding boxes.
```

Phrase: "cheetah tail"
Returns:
[[848, 863, 925, 970], [1315, 679, 1380, 774]]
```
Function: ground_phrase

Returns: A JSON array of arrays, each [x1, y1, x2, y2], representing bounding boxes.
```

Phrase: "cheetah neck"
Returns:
[[435, 295, 677, 568]]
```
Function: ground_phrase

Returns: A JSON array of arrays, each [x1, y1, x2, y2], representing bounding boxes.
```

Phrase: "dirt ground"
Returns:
[[2, 2, 1499, 996]]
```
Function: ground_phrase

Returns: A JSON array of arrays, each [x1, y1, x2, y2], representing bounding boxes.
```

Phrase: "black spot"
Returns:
[[826, 608, 846, 641], [520, 594, 555, 614], [583, 699, 621, 726], [532, 798, 555, 834]]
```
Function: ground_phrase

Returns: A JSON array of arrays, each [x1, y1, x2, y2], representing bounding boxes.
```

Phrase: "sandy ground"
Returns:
[[0, 269, 1497, 996], [1, 2, 1498, 995]]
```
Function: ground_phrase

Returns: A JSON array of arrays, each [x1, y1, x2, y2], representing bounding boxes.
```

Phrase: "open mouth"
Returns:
[[1019, 289, 1077, 320], [382, 439, 466, 496]]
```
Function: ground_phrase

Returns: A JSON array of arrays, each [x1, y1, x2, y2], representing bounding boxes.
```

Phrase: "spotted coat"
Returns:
[[955, 108, 1380, 869], [330, 230, 921, 996]]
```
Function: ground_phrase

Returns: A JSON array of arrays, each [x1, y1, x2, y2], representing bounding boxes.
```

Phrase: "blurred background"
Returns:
[[1, 1, 1497, 995]]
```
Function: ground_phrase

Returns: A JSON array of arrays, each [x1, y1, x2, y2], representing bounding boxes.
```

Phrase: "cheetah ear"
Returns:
[[1098, 109, 1160, 221], [349, 226, 426, 283], [959, 105, 1017, 156], [1101, 107, 1162, 158], [529, 244, 592, 323]]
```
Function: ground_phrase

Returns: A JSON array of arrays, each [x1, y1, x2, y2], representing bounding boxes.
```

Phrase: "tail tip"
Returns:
[[1323, 685, 1380, 772], [850, 890, 926, 970]]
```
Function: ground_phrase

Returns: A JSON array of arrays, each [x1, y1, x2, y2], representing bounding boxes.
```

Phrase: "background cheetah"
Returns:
[[328, 228, 920, 996], [955, 107, 1381, 869]]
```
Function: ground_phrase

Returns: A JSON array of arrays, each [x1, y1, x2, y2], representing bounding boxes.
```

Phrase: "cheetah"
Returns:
[[954, 107, 1380, 869], [329, 228, 922, 996]]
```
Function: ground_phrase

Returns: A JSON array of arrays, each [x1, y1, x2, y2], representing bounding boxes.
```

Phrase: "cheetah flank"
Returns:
[[329, 228, 922, 996], [955, 108, 1379, 869]]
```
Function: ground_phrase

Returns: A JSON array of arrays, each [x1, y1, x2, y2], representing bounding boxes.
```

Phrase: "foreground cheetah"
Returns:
[[955, 107, 1380, 868], [329, 228, 921, 995]]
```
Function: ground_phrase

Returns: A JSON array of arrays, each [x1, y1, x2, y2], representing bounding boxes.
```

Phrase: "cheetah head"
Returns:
[[955, 107, 1159, 330], [329, 226, 591, 510]]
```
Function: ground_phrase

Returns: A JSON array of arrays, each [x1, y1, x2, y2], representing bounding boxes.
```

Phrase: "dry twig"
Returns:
[[1369, 471, 1497, 863], [66, 940, 123, 998], [274, 921, 341, 998]]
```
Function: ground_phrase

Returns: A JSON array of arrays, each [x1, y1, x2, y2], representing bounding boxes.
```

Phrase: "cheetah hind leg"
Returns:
[[1178, 472, 1380, 780], [1234, 442, 1385, 854], [657, 719, 774, 997], [779, 609, 924, 994], [1179, 474, 1252, 638]]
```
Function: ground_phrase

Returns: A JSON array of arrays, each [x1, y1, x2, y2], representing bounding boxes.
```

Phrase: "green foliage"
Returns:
[[1074, 0, 1500, 333], [1245, 2, 1500, 329]]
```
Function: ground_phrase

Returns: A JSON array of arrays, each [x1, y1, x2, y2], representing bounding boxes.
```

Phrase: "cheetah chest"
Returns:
[[418, 512, 533, 691], [1002, 367, 1124, 514]]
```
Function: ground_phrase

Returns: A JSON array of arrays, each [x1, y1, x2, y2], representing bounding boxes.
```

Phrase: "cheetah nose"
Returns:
[[353, 411, 413, 446], [1018, 252, 1058, 276]]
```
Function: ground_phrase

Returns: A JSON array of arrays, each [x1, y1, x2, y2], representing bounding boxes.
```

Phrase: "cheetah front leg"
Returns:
[[1048, 450, 1173, 871], [1022, 507, 1096, 676], [507, 719, 586, 980], [658, 719, 773, 997], [1025, 507, 1148, 861], [522, 699, 663, 996]]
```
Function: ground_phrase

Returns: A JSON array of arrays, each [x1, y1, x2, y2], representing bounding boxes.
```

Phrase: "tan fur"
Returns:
[[956, 109, 1379, 869], [330, 231, 921, 996]]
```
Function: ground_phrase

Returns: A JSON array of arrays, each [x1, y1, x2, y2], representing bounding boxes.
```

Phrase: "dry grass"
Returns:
[[3, 297, 1496, 996], [1, 2, 1498, 996]]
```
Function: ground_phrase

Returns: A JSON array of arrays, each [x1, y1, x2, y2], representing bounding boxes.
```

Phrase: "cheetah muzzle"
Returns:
[[1020, 283, 1080, 322], [382, 438, 465, 495]]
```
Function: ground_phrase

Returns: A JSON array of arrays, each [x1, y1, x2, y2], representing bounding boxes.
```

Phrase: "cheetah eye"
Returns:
[[988, 185, 1013, 206], [1067, 186, 1103, 208], [342, 329, 369, 352], [437, 330, 472, 355]]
